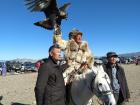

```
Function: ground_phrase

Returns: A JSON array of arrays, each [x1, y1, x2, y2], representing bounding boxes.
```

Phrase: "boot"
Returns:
[[0, 96, 3, 101]]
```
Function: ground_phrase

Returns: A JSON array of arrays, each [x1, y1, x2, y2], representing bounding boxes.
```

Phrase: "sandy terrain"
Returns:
[[0, 64, 140, 105]]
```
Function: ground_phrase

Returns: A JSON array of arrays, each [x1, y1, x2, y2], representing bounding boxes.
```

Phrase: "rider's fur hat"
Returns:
[[69, 29, 83, 39]]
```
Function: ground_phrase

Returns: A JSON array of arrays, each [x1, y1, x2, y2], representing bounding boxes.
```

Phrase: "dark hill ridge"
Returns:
[[119, 52, 140, 57]]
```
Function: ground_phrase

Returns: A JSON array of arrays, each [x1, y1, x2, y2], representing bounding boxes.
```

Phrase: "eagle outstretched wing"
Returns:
[[25, 0, 56, 12], [59, 3, 71, 12], [59, 3, 71, 19]]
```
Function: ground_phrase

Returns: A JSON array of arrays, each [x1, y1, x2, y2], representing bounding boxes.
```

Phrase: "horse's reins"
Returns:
[[98, 74, 113, 97]]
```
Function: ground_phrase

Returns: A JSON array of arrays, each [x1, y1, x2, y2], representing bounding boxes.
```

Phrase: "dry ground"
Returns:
[[0, 64, 140, 105]]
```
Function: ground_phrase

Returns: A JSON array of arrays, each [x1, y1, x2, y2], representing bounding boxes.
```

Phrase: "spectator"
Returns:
[[2, 62, 7, 76], [34, 44, 68, 105], [103, 52, 130, 105]]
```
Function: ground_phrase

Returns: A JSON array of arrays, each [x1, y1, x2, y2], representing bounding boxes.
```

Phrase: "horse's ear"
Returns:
[[91, 66, 98, 75], [105, 73, 111, 83]]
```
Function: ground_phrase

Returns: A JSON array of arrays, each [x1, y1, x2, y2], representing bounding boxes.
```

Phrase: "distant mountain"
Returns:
[[119, 52, 140, 57], [0, 60, 5, 62], [10, 58, 38, 63], [96, 52, 140, 58], [1, 52, 140, 62]]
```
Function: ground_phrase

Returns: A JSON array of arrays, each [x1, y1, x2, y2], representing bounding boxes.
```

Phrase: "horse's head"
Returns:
[[92, 67, 116, 105]]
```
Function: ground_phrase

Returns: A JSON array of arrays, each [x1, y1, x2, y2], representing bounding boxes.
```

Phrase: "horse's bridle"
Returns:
[[90, 74, 113, 97], [98, 74, 113, 97]]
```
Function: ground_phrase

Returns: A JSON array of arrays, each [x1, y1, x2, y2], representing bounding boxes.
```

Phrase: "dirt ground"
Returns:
[[0, 64, 140, 105]]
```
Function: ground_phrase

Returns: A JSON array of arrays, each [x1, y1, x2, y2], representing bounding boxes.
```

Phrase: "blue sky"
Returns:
[[0, 0, 140, 60]]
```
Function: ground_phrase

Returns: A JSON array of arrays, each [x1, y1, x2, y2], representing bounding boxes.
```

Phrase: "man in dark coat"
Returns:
[[35, 44, 67, 105], [103, 52, 130, 105]]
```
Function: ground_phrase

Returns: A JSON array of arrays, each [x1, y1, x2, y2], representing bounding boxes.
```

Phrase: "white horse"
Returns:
[[66, 65, 116, 105]]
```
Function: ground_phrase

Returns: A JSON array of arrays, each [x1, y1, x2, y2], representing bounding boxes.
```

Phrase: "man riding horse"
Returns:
[[53, 29, 94, 85], [53, 29, 94, 104]]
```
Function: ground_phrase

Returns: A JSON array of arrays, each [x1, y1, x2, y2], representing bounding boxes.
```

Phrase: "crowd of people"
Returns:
[[0, 29, 131, 105], [0, 29, 131, 104]]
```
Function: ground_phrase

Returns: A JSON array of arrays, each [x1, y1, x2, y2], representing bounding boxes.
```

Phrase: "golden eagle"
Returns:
[[25, 0, 71, 33]]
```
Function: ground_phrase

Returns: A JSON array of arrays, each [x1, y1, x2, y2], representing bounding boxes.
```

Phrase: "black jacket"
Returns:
[[103, 63, 130, 104], [35, 57, 66, 105]]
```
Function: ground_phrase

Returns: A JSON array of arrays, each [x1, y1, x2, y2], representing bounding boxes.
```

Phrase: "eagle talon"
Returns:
[[54, 25, 61, 35]]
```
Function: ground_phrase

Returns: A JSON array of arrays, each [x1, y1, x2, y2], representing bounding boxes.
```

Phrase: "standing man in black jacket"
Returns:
[[35, 44, 67, 105], [103, 52, 130, 105]]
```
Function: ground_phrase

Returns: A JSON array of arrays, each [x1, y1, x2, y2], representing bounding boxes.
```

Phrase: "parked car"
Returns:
[[24, 62, 37, 72], [99, 56, 108, 64], [12, 62, 22, 73]]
